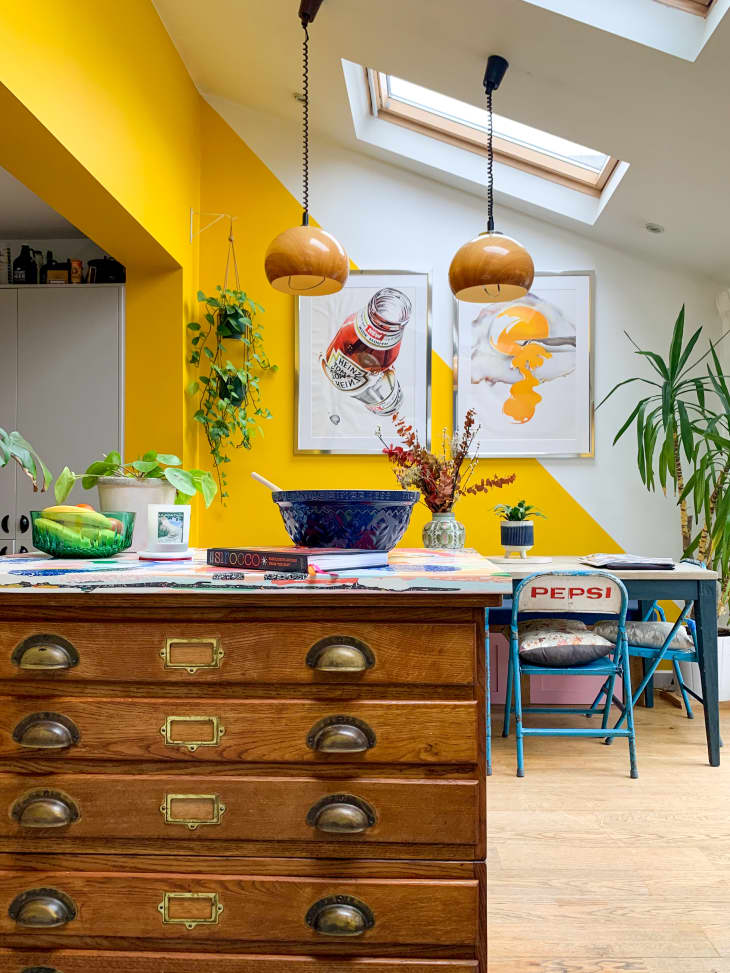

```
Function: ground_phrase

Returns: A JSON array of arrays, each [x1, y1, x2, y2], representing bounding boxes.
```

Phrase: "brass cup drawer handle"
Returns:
[[306, 895, 375, 936], [306, 794, 377, 834], [12, 712, 80, 750], [11, 789, 80, 829], [306, 715, 376, 754], [306, 635, 375, 673], [11, 634, 79, 671], [9, 887, 77, 927], [20, 967, 63, 973]]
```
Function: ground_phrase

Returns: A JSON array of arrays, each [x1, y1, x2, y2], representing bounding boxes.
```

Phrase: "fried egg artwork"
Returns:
[[455, 273, 592, 458]]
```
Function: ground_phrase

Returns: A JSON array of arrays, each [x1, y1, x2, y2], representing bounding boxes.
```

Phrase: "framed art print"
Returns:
[[454, 270, 594, 457], [296, 269, 431, 454]]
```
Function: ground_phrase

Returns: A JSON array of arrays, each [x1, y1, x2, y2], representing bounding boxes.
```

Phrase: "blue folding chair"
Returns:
[[503, 570, 638, 778]]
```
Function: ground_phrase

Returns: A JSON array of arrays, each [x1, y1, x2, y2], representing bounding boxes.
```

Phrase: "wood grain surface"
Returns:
[[0, 697, 477, 765], [0, 621, 475, 687]]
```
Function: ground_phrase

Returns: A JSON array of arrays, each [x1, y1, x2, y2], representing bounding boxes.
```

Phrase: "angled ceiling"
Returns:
[[0, 166, 83, 238], [154, 0, 730, 282]]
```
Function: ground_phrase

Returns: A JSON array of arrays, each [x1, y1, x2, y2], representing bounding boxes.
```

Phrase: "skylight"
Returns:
[[370, 71, 619, 195]]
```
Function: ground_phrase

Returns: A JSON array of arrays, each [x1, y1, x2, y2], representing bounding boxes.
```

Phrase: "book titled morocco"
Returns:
[[206, 546, 390, 573]]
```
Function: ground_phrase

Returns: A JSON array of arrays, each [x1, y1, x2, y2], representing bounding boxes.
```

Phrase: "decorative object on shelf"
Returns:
[[377, 409, 515, 550], [455, 270, 593, 457], [272, 489, 418, 550], [31, 506, 135, 558], [297, 270, 430, 454], [139, 504, 192, 561], [54, 451, 216, 551], [188, 226, 276, 502], [0, 428, 51, 493], [494, 499, 546, 559], [448, 55, 534, 303], [264, 0, 348, 296]]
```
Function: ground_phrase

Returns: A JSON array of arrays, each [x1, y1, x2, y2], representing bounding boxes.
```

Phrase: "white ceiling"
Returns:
[[0, 166, 83, 238], [154, 0, 730, 283]]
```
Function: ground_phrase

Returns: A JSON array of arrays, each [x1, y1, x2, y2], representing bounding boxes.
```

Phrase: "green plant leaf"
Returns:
[[155, 454, 181, 466], [54, 466, 77, 504], [132, 460, 160, 474], [164, 467, 196, 496]]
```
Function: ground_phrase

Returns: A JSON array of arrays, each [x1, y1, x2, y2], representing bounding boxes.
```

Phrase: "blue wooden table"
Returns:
[[488, 558, 721, 768]]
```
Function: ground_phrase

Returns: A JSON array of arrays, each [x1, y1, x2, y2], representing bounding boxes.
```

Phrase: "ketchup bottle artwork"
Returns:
[[321, 287, 412, 416]]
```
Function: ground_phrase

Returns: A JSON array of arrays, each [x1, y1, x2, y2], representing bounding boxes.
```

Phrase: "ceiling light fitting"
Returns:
[[448, 55, 535, 303], [264, 0, 348, 296]]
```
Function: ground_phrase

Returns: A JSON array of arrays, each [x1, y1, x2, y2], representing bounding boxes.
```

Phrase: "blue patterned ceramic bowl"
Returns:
[[272, 489, 419, 549]]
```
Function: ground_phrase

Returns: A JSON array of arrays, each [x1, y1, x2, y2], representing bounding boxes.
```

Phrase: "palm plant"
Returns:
[[600, 307, 712, 551], [0, 428, 51, 492]]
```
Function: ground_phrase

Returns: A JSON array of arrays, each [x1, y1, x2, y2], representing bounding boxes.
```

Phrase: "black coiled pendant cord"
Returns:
[[487, 87, 494, 233], [301, 24, 310, 225]]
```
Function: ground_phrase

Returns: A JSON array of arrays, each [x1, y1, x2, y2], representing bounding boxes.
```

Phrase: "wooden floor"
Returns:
[[488, 696, 730, 973]]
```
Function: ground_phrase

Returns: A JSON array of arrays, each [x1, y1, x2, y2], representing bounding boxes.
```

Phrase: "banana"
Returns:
[[40, 505, 114, 530]]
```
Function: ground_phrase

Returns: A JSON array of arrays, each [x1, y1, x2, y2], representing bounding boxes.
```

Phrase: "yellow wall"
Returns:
[[0, 0, 201, 465], [197, 101, 619, 555]]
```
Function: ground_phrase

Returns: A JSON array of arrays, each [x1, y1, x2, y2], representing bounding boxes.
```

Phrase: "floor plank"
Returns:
[[488, 699, 730, 971]]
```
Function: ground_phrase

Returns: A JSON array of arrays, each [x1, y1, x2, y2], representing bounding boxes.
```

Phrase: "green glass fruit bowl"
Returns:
[[31, 508, 136, 559]]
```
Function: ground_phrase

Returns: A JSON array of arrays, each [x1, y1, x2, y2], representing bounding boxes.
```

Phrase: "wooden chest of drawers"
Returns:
[[0, 591, 492, 972]]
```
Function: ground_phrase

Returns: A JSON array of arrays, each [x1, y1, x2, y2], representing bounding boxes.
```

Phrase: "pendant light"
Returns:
[[264, 0, 348, 296], [449, 56, 534, 303]]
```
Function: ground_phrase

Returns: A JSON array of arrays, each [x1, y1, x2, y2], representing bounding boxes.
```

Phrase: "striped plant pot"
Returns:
[[500, 519, 534, 557]]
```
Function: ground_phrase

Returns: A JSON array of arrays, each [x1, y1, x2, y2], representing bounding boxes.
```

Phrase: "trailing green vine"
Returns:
[[187, 285, 276, 503]]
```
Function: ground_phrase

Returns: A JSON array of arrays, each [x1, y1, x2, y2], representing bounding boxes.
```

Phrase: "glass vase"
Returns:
[[422, 510, 465, 550]]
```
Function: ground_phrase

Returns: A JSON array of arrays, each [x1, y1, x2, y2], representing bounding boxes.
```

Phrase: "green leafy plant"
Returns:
[[54, 451, 217, 507], [600, 307, 721, 552], [0, 428, 51, 492], [493, 500, 546, 522], [187, 287, 276, 503]]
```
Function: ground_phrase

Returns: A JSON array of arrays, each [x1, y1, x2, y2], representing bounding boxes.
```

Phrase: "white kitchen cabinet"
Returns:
[[0, 285, 123, 551]]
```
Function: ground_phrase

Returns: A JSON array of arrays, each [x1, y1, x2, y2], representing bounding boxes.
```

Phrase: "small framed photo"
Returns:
[[146, 504, 191, 552], [296, 269, 431, 454], [454, 270, 594, 458]]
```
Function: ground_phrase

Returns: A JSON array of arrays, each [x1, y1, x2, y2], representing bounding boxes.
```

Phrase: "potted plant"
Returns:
[[493, 500, 546, 557], [603, 306, 730, 699], [377, 409, 515, 550], [54, 451, 217, 551], [0, 428, 51, 493], [188, 286, 276, 504]]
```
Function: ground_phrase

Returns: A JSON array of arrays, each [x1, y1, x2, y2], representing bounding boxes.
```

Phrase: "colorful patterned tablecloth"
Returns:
[[0, 548, 512, 595]]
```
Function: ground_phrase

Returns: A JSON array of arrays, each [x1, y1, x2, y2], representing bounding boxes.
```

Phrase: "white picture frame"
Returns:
[[454, 270, 594, 458], [296, 269, 431, 454]]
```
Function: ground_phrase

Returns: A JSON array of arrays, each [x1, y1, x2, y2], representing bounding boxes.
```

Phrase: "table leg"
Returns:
[[638, 599, 655, 706], [695, 579, 720, 767], [485, 609, 491, 777]]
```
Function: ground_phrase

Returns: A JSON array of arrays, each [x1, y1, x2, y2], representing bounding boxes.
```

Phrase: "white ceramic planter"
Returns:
[[96, 477, 176, 552], [680, 632, 730, 702]]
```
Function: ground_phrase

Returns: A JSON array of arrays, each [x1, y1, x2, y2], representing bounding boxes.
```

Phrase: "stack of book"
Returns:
[[207, 546, 389, 576], [581, 553, 676, 571]]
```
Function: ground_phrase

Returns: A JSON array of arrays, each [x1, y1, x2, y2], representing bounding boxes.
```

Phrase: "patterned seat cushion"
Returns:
[[519, 623, 614, 668], [594, 620, 693, 651]]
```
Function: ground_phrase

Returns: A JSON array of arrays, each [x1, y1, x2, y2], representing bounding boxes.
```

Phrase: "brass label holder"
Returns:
[[161, 637, 224, 674], [157, 891, 223, 930], [160, 793, 226, 830], [160, 715, 225, 752]]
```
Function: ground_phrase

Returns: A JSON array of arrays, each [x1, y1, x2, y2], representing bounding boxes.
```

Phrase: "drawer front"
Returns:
[[0, 698, 477, 765], [0, 774, 478, 849], [0, 622, 475, 686], [0, 950, 479, 972], [0, 871, 478, 949]]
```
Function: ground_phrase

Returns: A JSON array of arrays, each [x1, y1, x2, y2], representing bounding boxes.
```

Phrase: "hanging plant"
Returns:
[[187, 226, 276, 503]]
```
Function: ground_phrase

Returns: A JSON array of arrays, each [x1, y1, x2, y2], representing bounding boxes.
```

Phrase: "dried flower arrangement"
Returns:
[[376, 409, 515, 513]]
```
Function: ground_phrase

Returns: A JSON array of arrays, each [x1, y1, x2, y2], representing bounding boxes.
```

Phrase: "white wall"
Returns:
[[209, 95, 722, 559]]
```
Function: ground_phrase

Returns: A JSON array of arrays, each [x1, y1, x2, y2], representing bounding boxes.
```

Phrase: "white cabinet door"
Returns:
[[16, 286, 122, 546], [0, 289, 17, 554]]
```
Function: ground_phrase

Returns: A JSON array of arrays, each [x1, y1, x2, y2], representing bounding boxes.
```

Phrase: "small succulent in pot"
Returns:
[[494, 500, 546, 558]]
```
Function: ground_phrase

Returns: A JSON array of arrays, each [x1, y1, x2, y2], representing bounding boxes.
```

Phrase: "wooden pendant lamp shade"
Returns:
[[449, 56, 534, 303], [264, 0, 348, 296], [449, 231, 534, 303]]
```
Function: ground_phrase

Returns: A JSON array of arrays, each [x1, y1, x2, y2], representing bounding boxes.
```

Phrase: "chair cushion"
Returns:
[[518, 627, 614, 668], [594, 620, 693, 651], [519, 617, 588, 634]]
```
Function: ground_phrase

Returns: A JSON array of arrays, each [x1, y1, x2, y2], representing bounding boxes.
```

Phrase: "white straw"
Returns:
[[251, 471, 284, 493]]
